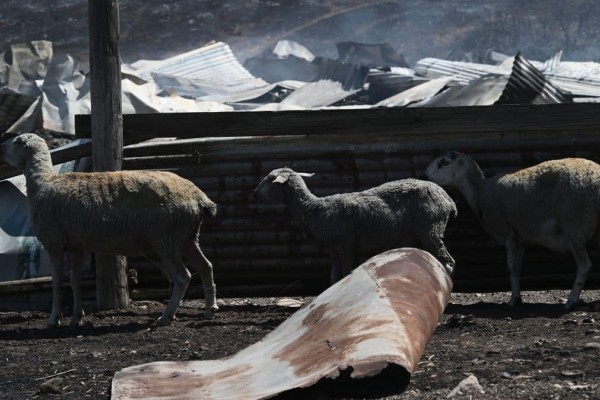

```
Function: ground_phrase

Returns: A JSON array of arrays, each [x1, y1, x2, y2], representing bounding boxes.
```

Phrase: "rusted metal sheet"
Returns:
[[112, 248, 452, 399]]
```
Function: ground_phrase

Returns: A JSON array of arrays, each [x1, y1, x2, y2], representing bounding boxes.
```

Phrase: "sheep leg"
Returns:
[[184, 241, 218, 320], [156, 256, 191, 325], [505, 237, 525, 307], [338, 247, 355, 278], [48, 254, 64, 327], [565, 242, 592, 311], [69, 253, 85, 327], [420, 232, 456, 276], [327, 250, 343, 285]]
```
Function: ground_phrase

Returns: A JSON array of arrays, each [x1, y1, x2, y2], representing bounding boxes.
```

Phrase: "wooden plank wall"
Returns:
[[74, 104, 600, 297]]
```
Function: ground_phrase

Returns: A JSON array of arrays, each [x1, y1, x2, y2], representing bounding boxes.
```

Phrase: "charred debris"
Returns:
[[1, 39, 600, 139]]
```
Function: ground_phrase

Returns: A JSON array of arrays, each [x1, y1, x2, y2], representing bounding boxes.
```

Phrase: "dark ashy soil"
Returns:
[[2, 290, 600, 399], [3, 2, 600, 399]]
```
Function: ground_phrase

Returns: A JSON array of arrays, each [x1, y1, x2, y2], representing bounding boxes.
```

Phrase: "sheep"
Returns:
[[252, 167, 457, 283], [425, 151, 600, 311], [0, 133, 218, 327]]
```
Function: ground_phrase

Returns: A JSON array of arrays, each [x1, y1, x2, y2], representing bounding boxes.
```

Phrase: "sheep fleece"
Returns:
[[30, 170, 216, 255], [293, 179, 456, 252]]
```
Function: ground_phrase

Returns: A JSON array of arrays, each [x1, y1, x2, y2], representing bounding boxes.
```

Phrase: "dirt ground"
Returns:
[[3, 2, 600, 399], [2, 290, 600, 399]]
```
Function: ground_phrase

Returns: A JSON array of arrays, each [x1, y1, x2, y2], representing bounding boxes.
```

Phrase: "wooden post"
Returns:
[[88, 0, 129, 310]]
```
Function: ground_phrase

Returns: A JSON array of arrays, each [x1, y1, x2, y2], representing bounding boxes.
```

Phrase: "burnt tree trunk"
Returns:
[[88, 0, 128, 310]]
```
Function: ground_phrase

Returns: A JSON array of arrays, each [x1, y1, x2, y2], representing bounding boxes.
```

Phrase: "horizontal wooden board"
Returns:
[[75, 103, 600, 140]]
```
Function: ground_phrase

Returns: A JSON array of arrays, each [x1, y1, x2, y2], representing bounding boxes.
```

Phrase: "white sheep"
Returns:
[[252, 167, 456, 283], [0, 133, 219, 327], [425, 151, 600, 311]]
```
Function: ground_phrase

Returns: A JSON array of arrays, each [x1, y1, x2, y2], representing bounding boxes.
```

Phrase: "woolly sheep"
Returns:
[[252, 167, 456, 283], [425, 151, 600, 310], [0, 133, 218, 327]]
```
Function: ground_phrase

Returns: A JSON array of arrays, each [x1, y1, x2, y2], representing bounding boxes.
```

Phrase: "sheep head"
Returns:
[[252, 167, 314, 204], [0, 133, 49, 172], [425, 151, 473, 187]]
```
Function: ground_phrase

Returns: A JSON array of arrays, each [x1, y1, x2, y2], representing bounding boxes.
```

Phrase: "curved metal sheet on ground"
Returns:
[[111, 248, 452, 399]]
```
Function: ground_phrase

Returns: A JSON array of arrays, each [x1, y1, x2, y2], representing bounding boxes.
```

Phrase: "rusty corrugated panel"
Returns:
[[112, 248, 452, 399], [497, 52, 572, 104]]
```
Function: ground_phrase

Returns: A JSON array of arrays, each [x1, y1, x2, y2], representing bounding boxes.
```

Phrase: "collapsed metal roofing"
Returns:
[[111, 248, 453, 399], [130, 41, 267, 90], [497, 52, 572, 104], [2, 37, 600, 135]]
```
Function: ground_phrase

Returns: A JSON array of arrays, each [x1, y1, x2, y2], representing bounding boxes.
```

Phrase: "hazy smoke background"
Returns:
[[2, 0, 600, 67]]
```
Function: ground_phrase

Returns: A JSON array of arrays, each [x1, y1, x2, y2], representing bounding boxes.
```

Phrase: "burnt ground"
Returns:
[[3, 1, 600, 399], [2, 290, 600, 399]]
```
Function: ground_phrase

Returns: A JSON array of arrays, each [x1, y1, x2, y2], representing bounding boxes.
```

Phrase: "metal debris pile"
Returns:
[[2, 40, 600, 136]]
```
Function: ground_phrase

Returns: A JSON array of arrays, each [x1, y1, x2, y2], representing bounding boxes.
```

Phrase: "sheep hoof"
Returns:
[[203, 308, 215, 320], [156, 315, 174, 326], [69, 311, 85, 328], [507, 297, 523, 307], [563, 300, 582, 312], [47, 316, 60, 328], [69, 318, 83, 329]]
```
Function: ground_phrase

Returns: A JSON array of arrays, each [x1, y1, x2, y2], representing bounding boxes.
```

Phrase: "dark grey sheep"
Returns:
[[0, 133, 218, 327], [252, 167, 456, 283], [425, 151, 600, 310]]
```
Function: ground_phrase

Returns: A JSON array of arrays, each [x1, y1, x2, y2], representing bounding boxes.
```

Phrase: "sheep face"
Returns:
[[0, 133, 48, 171], [252, 167, 294, 204], [252, 168, 315, 204], [425, 151, 469, 187]]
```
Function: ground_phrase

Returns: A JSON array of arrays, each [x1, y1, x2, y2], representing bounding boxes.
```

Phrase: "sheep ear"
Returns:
[[297, 173, 314, 177], [272, 174, 289, 184]]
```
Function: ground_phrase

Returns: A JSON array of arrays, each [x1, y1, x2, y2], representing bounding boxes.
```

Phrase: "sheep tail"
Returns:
[[441, 189, 458, 218], [450, 200, 458, 218], [204, 200, 218, 218], [197, 191, 218, 218]]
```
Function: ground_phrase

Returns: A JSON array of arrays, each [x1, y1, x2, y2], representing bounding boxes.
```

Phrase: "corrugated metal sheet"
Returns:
[[112, 248, 452, 399], [118, 123, 600, 296], [279, 80, 356, 108], [415, 76, 507, 107], [414, 57, 508, 85], [376, 77, 453, 107], [244, 55, 370, 91], [497, 52, 571, 104], [131, 41, 267, 89], [415, 53, 600, 101]]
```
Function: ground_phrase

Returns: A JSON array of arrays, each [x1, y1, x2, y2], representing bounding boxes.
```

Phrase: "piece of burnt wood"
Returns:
[[88, 0, 128, 311], [75, 103, 600, 140]]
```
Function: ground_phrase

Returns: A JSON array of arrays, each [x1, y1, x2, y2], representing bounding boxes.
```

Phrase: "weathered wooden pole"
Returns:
[[88, 0, 129, 310]]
